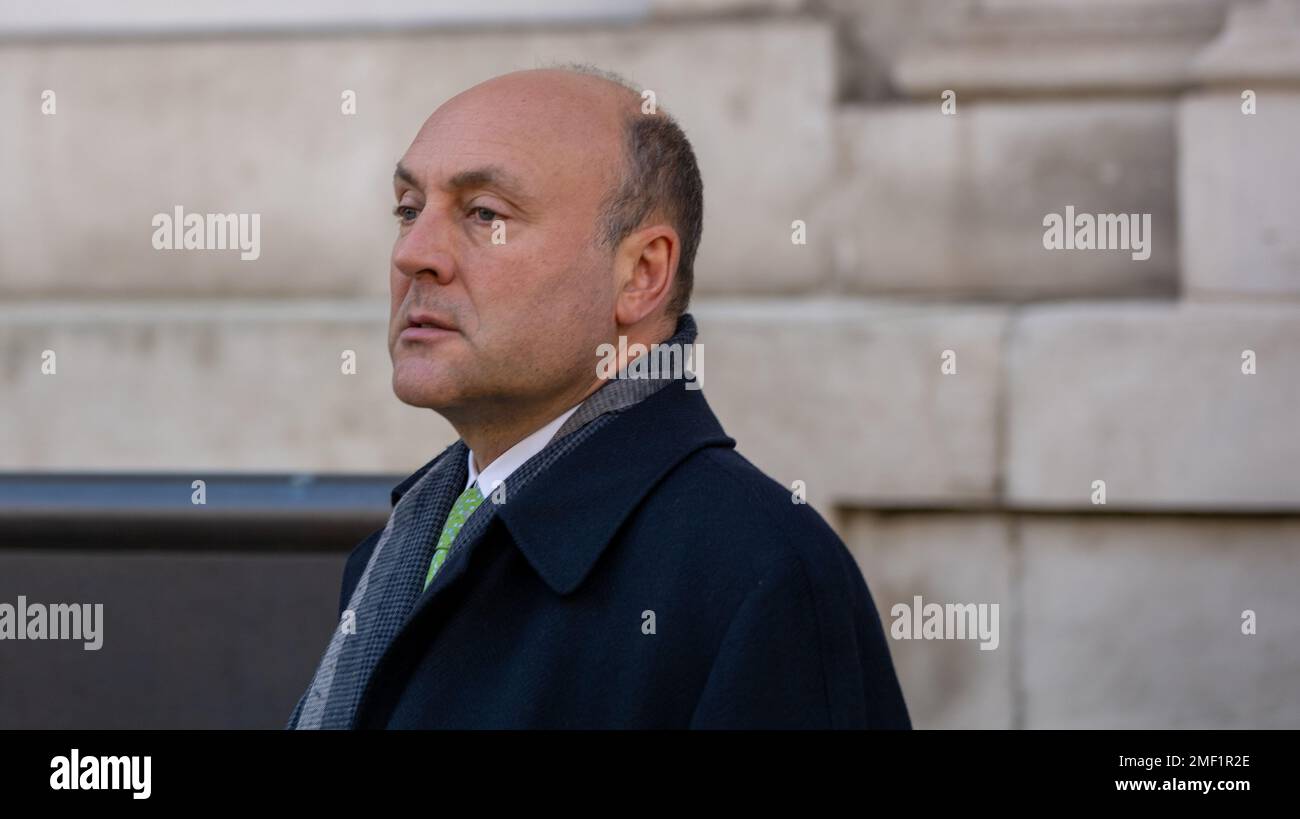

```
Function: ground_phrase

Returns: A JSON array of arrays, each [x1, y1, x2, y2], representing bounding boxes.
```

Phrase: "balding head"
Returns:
[[429, 67, 638, 211], [387, 66, 702, 443]]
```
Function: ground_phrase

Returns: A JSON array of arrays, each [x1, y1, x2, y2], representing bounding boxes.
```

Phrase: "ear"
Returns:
[[614, 223, 679, 328]]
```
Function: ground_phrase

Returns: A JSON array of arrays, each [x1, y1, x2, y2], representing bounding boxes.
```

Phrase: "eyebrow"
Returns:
[[393, 161, 531, 204], [393, 162, 422, 191]]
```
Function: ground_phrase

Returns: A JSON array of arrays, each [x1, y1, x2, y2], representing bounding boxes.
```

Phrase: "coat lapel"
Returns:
[[497, 381, 734, 596], [393, 380, 735, 617], [357, 380, 734, 727]]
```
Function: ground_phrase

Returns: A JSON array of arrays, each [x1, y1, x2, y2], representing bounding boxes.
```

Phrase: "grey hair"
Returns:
[[554, 62, 704, 319]]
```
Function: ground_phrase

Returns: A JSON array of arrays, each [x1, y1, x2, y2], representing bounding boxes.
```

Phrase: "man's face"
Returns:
[[388, 70, 629, 420]]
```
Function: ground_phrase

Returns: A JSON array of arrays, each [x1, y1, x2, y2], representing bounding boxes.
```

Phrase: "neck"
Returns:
[[453, 378, 602, 472], [451, 314, 682, 470]]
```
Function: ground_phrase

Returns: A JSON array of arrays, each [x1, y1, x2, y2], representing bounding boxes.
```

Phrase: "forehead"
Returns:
[[398, 72, 629, 199]]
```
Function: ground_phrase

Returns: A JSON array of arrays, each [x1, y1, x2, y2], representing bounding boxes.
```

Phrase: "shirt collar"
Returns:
[[465, 402, 582, 496]]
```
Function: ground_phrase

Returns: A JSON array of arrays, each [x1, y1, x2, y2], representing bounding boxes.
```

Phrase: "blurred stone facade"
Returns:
[[1, 0, 1297, 727]]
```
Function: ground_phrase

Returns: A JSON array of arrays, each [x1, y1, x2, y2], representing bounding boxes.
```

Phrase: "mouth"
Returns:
[[398, 311, 459, 343]]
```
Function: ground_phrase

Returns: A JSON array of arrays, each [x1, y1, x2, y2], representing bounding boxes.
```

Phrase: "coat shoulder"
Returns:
[[645, 443, 911, 728], [650, 443, 855, 583]]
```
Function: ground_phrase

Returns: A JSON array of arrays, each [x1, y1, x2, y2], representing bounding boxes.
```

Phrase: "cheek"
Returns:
[[466, 233, 609, 348], [389, 267, 408, 309], [464, 242, 543, 320], [561, 244, 616, 313], [545, 248, 617, 348]]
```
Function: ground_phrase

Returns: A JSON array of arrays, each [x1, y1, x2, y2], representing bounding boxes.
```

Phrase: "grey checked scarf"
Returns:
[[288, 314, 699, 729]]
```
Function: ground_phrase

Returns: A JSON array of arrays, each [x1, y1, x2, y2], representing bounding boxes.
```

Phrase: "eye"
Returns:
[[392, 205, 419, 223], [469, 206, 500, 223]]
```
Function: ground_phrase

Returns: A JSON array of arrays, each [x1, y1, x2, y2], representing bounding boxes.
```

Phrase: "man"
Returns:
[[288, 65, 910, 729]]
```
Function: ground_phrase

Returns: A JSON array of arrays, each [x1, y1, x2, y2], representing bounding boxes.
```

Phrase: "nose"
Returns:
[[392, 208, 457, 286]]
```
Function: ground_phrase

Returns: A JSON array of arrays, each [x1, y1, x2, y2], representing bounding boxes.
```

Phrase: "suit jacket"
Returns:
[[338, 379, 911, 729]]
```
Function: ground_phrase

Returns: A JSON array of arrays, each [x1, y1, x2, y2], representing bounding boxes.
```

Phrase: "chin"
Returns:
[[391, 360, 462, 410]]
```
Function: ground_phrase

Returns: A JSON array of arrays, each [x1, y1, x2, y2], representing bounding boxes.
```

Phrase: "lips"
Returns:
[[405, 310, 457, 332], [398, 310, 459, 343]]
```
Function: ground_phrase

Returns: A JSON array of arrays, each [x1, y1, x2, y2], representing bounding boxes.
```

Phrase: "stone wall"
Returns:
[[1, 0, 1296, 727]]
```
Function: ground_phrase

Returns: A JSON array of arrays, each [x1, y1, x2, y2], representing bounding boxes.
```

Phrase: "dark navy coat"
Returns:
[[339, 380, 911, 729]]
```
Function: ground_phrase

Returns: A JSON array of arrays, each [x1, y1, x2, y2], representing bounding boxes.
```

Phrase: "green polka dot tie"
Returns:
[[423, 484, 486, 591]]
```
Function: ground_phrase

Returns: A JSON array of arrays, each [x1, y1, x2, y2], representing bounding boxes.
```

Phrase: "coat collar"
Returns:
[[497, 380, 734, 595], [389, 380, 735, 596]]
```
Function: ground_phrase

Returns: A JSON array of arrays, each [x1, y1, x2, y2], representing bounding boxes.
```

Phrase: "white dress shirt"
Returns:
[[465, 403, 582, 497]]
